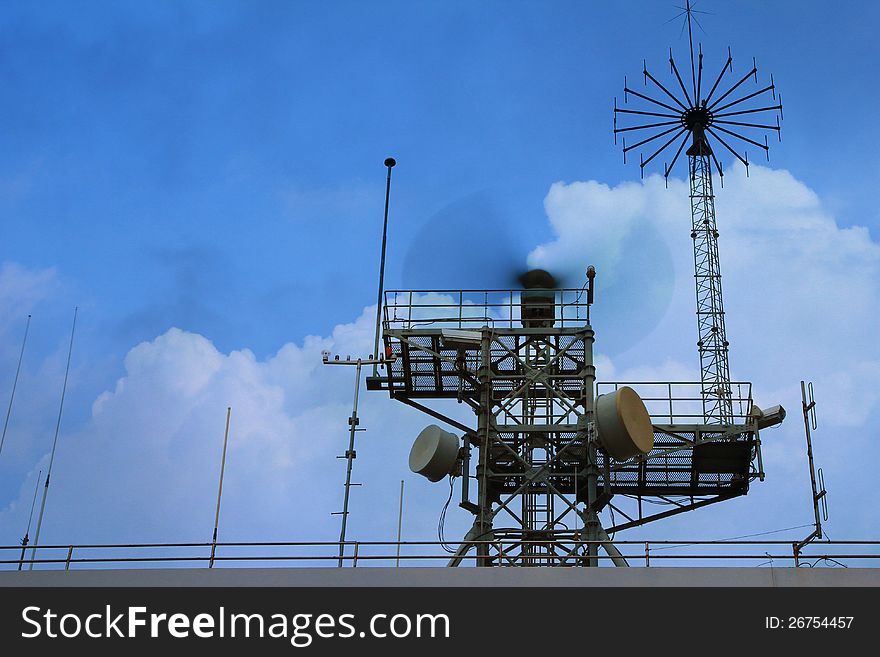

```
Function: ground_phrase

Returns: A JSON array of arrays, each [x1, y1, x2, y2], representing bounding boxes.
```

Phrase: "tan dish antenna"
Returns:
[[595, 386, 654, 461]]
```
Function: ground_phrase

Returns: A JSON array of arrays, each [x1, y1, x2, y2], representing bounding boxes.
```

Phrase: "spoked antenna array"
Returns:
[[613, 3, 783, 184]]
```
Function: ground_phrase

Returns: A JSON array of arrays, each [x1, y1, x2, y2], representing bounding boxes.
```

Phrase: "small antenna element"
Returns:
[[18, 469, 42, 570], [372, 157, 397, 378], [209, 406, 232, 569], [586, 266, 596, 305], [0, 314, 31, 461], [29, 306, 78, 570], [586, 266, 596, 323]]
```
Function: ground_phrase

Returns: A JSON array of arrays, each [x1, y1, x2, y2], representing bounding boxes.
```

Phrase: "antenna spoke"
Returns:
[[705, 128, 749, 167], [663, 130, 692, 178], [669, 52, 694, 107], [711, 84, 776, 113], [624, 124, 685, 153], [614, 107, 682, 119], [713, 104, 783, 119], [709, 148, 725, 179], [707, 67, 758, 110], [696, 45, 704, 104], [614, 120, 682, 134], [703, 55, 732, 105], [624, 86, 683, 113], [711, 125, 770, 151], [641, 127, 688, 169], [643, 67, 689, 111], [714, 119, 781, 131]]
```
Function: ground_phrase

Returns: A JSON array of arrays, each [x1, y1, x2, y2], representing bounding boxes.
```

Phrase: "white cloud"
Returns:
[[529, 178, 687, 285]]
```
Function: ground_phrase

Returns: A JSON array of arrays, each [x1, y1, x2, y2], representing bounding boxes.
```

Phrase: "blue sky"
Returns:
[[1, 1, 878, 564]]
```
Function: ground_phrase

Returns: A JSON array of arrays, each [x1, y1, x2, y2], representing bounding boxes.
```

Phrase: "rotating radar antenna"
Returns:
[[612, 1, 783, 423]]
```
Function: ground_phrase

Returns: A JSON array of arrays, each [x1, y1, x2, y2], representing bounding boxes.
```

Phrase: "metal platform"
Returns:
[[363, 289, 768, 565]]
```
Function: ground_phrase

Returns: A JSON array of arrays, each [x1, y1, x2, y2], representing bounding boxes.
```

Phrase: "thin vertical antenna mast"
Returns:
[[686, 0, 697, 102], [337, 358, 364, 567], [396, 479, 404, 567], [210, 406, 232, 569], [372, 157, 397, 378], [0, 314, 32, 461], [18, 469, 42, 570], [29, 306, 78, 570], [322, 351, 384, 566]]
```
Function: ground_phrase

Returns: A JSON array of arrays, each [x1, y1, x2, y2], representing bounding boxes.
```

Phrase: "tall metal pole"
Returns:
[[1, 314, 31, 461], [372, 157, 396, 377], [338, 359, 363, 566], [29, 306, 77, 569], [584, 441, 600, 567], [210, 407, 232, 569], [396, 479, 404, 567], [475, 329, 493, 566], [323, 352, 384, 566]]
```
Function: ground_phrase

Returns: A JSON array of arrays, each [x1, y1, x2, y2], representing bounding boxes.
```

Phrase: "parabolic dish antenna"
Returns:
[[409, 425, 459, 482], [596, 386, 654, 460]]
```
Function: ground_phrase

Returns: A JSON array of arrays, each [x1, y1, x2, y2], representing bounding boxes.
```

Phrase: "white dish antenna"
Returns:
[[409, 425, 459, 482]]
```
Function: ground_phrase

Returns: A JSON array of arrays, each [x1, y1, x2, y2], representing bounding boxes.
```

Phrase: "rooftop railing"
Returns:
[[2, 539, 877, 570]]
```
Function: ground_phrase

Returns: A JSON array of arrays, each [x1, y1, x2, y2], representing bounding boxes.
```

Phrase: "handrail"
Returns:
[[2, 539, 877, 570], [383, 289, 591, 330]]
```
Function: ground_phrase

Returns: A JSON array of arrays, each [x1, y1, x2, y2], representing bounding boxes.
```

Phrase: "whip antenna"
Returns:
[[0, 314, 31, 461], [372, 157, 397, 378], [29, 306, 78, 569], [209, 407, 232, 568]]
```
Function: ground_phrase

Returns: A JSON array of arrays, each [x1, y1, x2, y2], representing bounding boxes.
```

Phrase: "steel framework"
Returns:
[[690, 152, 732, 421], [368, 290, 764, 566], [612, 1, 783, 423]]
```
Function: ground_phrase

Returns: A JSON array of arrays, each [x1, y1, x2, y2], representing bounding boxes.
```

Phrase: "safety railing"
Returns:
[[2, 539, 877, 570], [597, 381, 755, 424], [383, 289, 591, 330]]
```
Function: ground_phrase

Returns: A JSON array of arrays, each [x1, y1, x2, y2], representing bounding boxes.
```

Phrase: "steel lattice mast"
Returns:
[[613, 1, 783, 423], [689, 140, 731, 421]]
